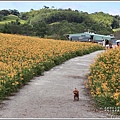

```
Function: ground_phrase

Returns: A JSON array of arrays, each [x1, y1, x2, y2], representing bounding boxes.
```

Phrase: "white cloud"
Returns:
[[107, 9, 120, 16]]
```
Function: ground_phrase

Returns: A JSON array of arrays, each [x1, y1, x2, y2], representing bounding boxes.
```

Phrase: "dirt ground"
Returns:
[[0, 50, 119, 118]]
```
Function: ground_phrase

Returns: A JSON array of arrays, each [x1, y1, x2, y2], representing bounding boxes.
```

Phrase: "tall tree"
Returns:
[[33, 21, 48, 38]]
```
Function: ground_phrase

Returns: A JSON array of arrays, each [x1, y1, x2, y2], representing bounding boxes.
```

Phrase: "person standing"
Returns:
[[105, 39, 109, 49], [102, 39, 106, 47], [109, 42, 113, 49]]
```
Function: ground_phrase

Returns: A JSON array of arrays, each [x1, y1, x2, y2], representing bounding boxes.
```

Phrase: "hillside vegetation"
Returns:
[[0, 15, 18, 24], [0, 8, 120, 39], [0, 15, 26, 29]]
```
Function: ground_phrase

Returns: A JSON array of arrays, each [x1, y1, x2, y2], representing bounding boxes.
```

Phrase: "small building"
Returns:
[[65, 32, 115, 43]]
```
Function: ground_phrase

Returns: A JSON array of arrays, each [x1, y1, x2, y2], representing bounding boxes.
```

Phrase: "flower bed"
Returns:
[[0, 33, 103, 99], [86, 47, 120, 108]]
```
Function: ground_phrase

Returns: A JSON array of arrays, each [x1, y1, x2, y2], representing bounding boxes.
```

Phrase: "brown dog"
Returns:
[[73, 88, 79, 101]]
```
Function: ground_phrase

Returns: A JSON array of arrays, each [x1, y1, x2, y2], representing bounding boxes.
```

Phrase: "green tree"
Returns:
[[111, 18, 119, 29], [33, 21, 48, 38]]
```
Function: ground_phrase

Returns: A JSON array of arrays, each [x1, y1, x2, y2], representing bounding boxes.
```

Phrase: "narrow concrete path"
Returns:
[[0, 50, 113, 118]]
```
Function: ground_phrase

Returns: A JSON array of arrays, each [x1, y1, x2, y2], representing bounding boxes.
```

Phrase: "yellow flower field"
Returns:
[[0, 33, 103, 99], [87, 47, 120, 108]]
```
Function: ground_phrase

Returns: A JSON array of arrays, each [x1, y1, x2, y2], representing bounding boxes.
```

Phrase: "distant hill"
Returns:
[[0, 8, 120, 39], [0, 15, 26, 30]]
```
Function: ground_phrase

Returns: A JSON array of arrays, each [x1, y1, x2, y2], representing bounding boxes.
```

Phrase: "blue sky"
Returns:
[[0, 1, 120, 15]]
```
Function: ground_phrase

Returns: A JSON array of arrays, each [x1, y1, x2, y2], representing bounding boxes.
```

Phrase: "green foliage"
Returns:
[[1, 8, 120, 39], [33, 21, 49, 38], [90, 12, 113, 28], [0, 15, 26, 32]]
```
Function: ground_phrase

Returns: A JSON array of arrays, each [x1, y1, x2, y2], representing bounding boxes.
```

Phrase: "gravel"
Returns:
[[0, 50, 118, 118]]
